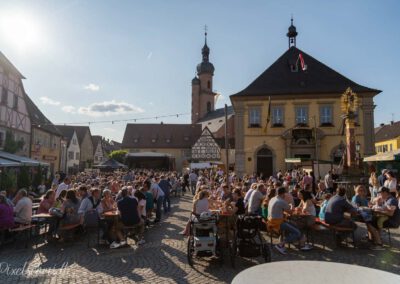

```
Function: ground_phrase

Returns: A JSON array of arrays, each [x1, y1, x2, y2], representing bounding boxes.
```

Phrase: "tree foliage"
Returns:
[[4, 131, 24, 154], [17, 166, 31, 189], [108, 150, 128, 163]]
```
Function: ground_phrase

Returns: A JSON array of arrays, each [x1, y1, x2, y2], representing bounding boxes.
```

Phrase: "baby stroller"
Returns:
[[187, 212, 220, 266], [232, 215, 271, 266]]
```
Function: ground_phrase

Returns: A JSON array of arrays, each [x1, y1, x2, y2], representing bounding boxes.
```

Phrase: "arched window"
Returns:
[[207, 80, 211, 89], [207, 101, 211, 113]]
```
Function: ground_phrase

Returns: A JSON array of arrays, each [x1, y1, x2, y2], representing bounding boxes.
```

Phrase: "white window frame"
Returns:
[[248, 107, 261, 127], [295, 106, 308, 125], [272, 106, 284, 126], [320, 105, 333, 125]]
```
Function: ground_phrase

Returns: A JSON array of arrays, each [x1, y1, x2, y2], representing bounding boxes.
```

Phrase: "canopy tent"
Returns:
[[94, 158, 127, 169], [0, 151, 47, 166], [125, 152, 175, 170], [0, 157, 21, 167], [363, 149, 400, 162], [126, 152, 172, 158], [190, 161, 224, 169]]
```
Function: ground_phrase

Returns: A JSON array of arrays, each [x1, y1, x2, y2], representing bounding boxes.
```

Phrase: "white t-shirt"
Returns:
[[56, 182, 70, 198], [248, 190, 264, 214], [14, 197, 32, 224], [384, 179, 397, 193]]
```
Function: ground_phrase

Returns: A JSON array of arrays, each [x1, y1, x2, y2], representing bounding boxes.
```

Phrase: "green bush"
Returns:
[[0, 170, 17, 191], [108, 150, 128, 163]]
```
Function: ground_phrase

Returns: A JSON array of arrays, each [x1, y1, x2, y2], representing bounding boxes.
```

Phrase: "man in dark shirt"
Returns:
[[378, 169, 387, 187], [325, 187, 357, 229], [110, 188, 145, 249], [158, 175, 172, 213]]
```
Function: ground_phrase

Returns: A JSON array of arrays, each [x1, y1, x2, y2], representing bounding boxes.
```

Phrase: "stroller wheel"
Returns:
[[187, 236, 194, 266], [262, 244, 272, 263]]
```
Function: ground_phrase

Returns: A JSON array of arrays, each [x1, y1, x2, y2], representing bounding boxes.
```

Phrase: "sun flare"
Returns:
[[0, 11, 44, 52]]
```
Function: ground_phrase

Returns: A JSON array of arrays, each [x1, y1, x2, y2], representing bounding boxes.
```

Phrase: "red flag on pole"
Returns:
[[298, 53, 307, 71]]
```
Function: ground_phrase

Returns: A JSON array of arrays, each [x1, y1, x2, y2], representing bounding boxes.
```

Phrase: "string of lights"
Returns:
[[33, 112, 190, 127]]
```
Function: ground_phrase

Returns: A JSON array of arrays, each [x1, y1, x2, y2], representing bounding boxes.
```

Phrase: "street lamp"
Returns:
[[356, 141, 361, 153]]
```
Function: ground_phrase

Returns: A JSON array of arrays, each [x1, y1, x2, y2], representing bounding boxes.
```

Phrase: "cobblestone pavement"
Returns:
[[0, 194, 399, 283]]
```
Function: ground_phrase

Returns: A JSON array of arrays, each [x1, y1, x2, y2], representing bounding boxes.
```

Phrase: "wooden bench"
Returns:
[[9, 224, 36, 248], [58, 223, 81, 241], [316, 219, 356, 248]]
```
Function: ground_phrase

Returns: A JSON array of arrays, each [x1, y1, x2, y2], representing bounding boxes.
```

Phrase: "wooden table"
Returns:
[[32, 213, 54, 219], [232, 261, 400, 284]]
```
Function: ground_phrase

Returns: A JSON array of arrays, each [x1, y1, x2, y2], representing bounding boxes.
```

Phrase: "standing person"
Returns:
[[52, 174, 60, 187], [158, 175, 172, 213], [384, 171, 398, 197], [189, 170, 198, 195], [378, 169, 387, 187], [324, 171, 334, 194], [369, 171, 380, 198], [149, 179, 164, 223], [55, 177, 71, 198]]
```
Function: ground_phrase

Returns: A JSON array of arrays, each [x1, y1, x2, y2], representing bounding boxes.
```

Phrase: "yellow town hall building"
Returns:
[[230, 20, 380, 177]]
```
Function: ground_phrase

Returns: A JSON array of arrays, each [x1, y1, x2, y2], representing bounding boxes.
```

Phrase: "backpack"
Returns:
[[83, 197, 100, 227]]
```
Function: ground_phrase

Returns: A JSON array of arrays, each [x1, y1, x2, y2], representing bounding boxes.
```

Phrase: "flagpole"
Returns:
[[224, 104, 230, 191]]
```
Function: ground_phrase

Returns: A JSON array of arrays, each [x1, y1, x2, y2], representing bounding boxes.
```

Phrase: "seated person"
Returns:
[[54, 190, 67, 209], [13, 189, 32, 225], [318, 193, 332, 222], [294, 190, 316, 229], [37, 190, 55, 214], [231, 188, 245, 215], [0, 194, 14, 229], [247, 184, 265, 215], [98, 189, 116, 213], [261, 187, 276, 219], [367, 187, 400, 247], [325, 187, 357, 228], [111, 188, 145, 249], [58, 190, 81, 239], [351, 185, 369, 207], [268, 187, 312, 254]]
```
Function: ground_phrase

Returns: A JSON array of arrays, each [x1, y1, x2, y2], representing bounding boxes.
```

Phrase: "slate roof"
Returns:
[[122, 123, 202, 149], [197, 106, 234, 123], [25, 95, 62, 136], [375, 121, 400, 143], [56, 125, 92, 146], [231, 46, 380, 97], [0, 51, 25, 79]]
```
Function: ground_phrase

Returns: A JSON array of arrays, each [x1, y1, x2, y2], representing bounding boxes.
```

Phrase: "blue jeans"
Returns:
[[155, 196, 164, 221], [163, 194, 171, 213], [280, 222, 302, 243], [190, 182, 197, 195]]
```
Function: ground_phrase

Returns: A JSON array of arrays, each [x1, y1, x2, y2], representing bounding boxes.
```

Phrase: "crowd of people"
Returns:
[[183, 167, 400, 254], [1, 166, 399, 254], [0, 170, 183, 249]]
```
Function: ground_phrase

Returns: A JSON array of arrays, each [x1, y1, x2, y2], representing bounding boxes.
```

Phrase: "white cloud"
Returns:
[[147, 52, 153, 60], [78, 100, 144, 117], [40, 96, 60, 106], [84, 83, 100, 92], [61, 105, 76, 113]]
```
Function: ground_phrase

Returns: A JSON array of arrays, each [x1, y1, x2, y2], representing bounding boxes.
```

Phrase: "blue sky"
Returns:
[[0, 0, 398, 141]]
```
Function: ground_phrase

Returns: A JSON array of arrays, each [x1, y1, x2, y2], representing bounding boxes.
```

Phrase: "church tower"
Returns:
[[191, 28, 216, 124]]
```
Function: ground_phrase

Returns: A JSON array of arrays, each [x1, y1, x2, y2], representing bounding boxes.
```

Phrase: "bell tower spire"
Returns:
[[287, 16, 298, 48]]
